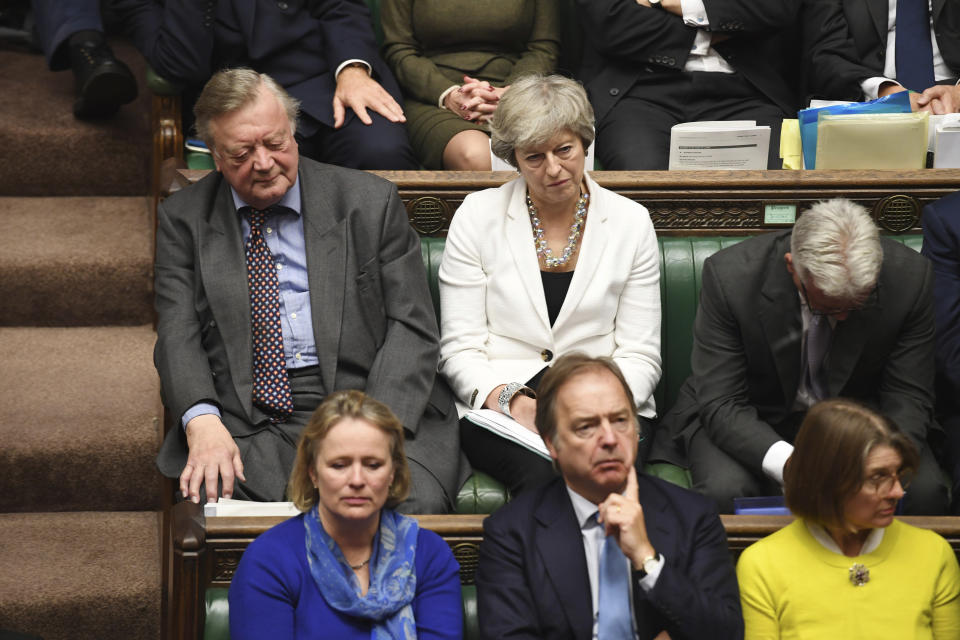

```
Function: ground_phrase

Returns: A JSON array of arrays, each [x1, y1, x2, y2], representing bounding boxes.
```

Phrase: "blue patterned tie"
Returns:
[[598, 532, 633, 640], [895, 0, 936, 91], [245, 208, 294, 421]]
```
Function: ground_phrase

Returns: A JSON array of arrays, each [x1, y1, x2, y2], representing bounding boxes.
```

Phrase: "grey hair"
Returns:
[[193, 68, 300, 152], [790, 199, 883, 300], [489, 74, 595, 168]]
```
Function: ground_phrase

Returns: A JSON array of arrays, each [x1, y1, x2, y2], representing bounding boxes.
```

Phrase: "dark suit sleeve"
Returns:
[[362, 185, 443, 434], [878, 249, 937, 449], [153, 198, 220, 425], [801, 0, 875, 101], [576, 0, 697, 67], [476, 514, 544, 640], [307, 0, 381, 71], [644, 502, 743, 640], [692, 257, 783, 470], [922, 198, 960, 396], [113, 0, 217, 87]]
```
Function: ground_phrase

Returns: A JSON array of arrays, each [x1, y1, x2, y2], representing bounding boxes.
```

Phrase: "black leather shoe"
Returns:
[[68, 36, 138, 119]]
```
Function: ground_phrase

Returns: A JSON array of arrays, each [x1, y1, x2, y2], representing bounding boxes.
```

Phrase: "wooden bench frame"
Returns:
[[161, 168, 960, 237], [165, 501, 960, 640]]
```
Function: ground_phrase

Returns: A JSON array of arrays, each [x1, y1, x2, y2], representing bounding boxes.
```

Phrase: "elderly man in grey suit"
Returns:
[[154, 68, 464, 513], [654, 199, 948, 515]]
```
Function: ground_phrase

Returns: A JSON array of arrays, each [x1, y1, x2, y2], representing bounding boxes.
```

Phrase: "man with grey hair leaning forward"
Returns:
[[477, 353, 742, 639], [153, 68, 464, 512], [653, 198, 948, 514]]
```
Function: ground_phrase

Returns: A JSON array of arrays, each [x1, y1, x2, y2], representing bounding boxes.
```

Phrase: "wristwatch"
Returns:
[[498, 382, 536, 418], [649, 0, 665, 9], [637, 552, 661, 579]]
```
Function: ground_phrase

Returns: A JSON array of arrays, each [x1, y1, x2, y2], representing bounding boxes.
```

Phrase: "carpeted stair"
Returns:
[[0, 39, 163, 640]]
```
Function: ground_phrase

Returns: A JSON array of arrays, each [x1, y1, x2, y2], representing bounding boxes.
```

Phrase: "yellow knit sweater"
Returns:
[[736, 518, 960, 639]]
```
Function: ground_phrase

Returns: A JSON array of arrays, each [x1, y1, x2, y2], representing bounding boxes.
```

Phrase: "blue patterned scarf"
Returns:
[[304, 507, 419, 639]]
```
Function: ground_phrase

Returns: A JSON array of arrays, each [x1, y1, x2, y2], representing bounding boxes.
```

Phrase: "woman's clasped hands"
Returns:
[[444, 75, 508, 123]]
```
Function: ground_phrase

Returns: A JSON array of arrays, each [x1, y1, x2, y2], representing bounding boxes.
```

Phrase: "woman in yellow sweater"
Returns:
[[737, 399, 960, 639]]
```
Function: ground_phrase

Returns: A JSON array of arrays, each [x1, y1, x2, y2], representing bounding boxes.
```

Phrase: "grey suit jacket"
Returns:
[[654, 230, 937, 471], [154, 157, 462, 499]]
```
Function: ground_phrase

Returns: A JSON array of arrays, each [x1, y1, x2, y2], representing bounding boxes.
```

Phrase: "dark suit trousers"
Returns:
[[296, 112, 418, 171], [596, 70, 787, 171], [31, 0, 103, 69], [687, 424, 950, 515], [225, 368, 450, 512]]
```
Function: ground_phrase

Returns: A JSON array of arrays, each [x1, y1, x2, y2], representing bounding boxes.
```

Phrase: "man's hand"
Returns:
[[634, 0, 684, 16], [878, 82, 923, 111], [333, 65, 406, 128], [597, 466, 657, 568], [916, 84, 960, 114], [182, 414, 245, 503]]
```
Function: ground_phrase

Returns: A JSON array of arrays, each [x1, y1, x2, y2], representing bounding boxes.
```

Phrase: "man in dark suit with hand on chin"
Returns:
[[476, 353, 742, 640], [153, 68, 463, 513]]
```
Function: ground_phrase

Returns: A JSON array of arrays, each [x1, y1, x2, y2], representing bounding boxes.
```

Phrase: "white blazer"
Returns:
[[438, 172, 662, 417]]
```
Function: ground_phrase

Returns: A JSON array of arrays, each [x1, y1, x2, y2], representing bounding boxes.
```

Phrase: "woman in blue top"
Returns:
[[229, 390, 463, 639]]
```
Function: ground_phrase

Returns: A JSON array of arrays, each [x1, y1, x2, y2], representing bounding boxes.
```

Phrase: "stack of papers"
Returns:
[[934, 114, 960, 168], [203, 498, 300, 518], [668, 121, 770, 170], [465, 409, 552, 460]]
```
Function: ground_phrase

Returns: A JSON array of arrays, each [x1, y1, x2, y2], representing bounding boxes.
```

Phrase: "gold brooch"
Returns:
[[849, 563, 870, 586]]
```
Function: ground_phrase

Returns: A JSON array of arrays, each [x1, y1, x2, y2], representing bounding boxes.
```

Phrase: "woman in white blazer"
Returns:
[[438, 75, 662, 493]]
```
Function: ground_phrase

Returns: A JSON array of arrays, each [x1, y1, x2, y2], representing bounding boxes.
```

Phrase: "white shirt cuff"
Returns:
[[438, 85, 459, 109], [637, 553, 665, 591], [681, 0, 708, 27], [863, 76, 898, 101], [335, 59, 372, 79], [761, 440, 794, 484]]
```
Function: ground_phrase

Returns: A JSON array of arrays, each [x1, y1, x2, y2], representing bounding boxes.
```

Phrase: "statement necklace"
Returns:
[[527, 191, 589, 269]]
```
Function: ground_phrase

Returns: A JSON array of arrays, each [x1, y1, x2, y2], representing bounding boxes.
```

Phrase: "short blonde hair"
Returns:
[[490, 74, 595, 168], [287, 390, 410, 511], [193, 68, 300, 151]]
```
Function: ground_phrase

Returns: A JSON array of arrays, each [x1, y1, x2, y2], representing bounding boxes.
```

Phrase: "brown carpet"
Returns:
[[0, 511, 161, 640], [0, 196, 154, 326], [0, 325, 162, 512], [0, 42, 150, 197]]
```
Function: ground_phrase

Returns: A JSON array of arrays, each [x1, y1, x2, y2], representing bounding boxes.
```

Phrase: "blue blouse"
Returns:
[[229, 512, 463, 639]]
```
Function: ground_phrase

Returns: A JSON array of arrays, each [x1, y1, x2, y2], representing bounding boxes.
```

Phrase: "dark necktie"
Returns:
[[597, 521, 633, 639], [804, 314, 832, 402], [246, 208, 294, 421], [896, 0, 936, 91]]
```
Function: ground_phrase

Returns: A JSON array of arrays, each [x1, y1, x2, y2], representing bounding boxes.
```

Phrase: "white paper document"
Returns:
[[668, 121, 770, 170], [203, 497, 300, 518], [934, 114, 960, 168], [465, 409, 552, 460]]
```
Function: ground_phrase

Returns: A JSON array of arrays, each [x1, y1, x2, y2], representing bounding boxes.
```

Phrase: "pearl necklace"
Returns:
[[527, 191, 589, 269]]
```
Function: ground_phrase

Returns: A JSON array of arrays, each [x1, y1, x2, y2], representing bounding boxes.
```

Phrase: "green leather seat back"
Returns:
[[205, 587, 230, 640], [204, 584, 480, 639]]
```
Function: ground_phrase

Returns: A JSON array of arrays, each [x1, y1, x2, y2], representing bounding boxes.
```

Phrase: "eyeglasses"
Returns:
[[862, 469, 912, 495], [800, 281, 879, 317]]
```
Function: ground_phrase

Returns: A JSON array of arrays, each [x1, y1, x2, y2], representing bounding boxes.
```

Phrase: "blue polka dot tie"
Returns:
[[245, 208, 294, 422]]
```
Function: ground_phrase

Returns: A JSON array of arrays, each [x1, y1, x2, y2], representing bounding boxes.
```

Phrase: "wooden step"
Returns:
[[0, 196, 154, 326], [0, 325, 163, 512], [0, 511, 161, 640]]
